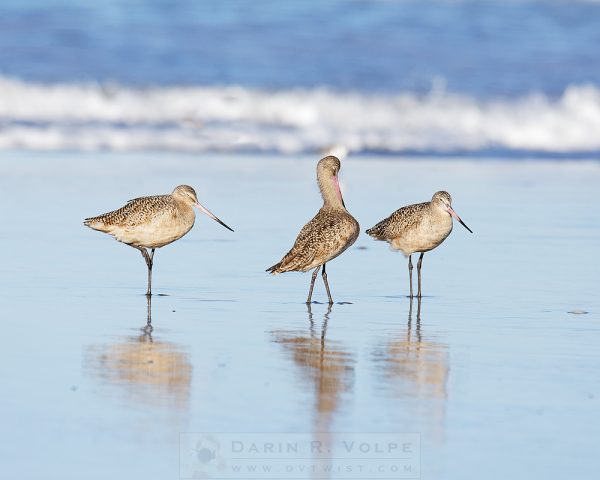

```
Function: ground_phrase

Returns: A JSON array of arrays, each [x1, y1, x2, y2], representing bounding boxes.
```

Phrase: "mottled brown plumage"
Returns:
[[267, 156, 359, 304], [367, 191, 472, 298], [85, 190, 196, 249], [84, 185, 233, 295], [268, 208, 359, 274], [366, 201, 432, 245]]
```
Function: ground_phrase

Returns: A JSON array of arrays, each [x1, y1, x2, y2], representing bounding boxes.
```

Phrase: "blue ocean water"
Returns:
[[0, 0, 599, 154], [2, 0, 600, 95]]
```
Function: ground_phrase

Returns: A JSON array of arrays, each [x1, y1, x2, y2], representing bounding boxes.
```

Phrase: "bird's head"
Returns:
[[432, 191, 472, 233], [172, 185, 234, 232]]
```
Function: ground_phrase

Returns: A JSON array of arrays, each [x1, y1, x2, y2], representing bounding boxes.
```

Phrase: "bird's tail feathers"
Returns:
[[365, 223, 386, 240], [267, 249, 313, 274], [83, 216, 112, 233], [83, 217, 100, 229], [266, 261, 283, 274]]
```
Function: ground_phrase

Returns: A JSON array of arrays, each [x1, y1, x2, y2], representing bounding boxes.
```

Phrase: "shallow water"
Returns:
[[0, 152, 599, 479]]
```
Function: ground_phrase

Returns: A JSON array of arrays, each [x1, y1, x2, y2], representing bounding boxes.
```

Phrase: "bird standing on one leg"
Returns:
[[267, 156, 359, 304], [366, 191, 472, 298], [84, 185, 233, 296]]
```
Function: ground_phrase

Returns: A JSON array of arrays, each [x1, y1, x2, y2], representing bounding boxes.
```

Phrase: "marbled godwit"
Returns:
[[366, 191, 472, 298], [84, 185, 233, 296], [266, 156, 359, 304]]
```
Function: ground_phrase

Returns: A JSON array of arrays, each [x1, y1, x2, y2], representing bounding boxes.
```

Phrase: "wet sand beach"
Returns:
[[0, 152, 599, 479]]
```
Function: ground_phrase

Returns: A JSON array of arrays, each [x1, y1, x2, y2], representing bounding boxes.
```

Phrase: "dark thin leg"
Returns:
[[306, 266, 320, 304], [134, 246, 154, 296], [146, 293, 152, 323], [320, 304, 332, 356], [416, 295, 422, 343], [408, 255, 414, 298], [417, 252, 424, 298], [148, 248, 155, 296], [306, 303, 315, 337], [407, 295, 414, 342], [143, 293, 154, 336], [321, 263, 333, 304], [407, 296, 422, 344]]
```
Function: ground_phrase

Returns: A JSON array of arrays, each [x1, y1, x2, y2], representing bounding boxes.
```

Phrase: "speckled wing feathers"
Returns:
[[267, 208, 359, 274], [84, 195, 176, 229], [366, 202, 429, 240]]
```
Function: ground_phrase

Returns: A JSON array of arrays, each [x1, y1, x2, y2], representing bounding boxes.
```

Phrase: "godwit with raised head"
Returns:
[[366, 191, 472, 298], [267, 156, 359, 304], [84, 185, 233, 296]]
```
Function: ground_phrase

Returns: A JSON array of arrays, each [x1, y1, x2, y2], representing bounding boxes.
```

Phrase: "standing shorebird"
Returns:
[[267, 156, 359, 304], [366, 191, 472, 298], [84, 185, 233, 296]]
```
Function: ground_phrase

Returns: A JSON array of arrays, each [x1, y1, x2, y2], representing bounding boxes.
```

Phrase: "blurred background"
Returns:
[[1, 0, 599, 156]]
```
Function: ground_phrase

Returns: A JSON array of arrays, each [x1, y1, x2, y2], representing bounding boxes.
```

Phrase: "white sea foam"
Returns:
[[1, 75, 599, 154]]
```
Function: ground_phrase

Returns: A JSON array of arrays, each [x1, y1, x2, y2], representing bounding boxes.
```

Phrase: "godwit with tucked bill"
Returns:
[[366, 191, 472, 298], [267, 156, 359, 304], [84, 185, 233, 296]]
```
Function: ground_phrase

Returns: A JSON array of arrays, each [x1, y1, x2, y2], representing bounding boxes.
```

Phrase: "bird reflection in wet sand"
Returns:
[[85, 295, 192, 410], [272, 305, 355, 424], [373, 297, 449, 400], [272, 305, 355, 478]]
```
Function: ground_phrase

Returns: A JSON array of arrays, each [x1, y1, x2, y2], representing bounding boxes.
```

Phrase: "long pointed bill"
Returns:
[[195, 203, 234, 232], [447, 206, 473, 233], [333, 175, 346, 208]]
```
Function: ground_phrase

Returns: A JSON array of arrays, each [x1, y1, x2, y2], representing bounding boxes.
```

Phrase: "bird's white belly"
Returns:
[[112, 218, 194, 249], [391, 217, 452, 255]]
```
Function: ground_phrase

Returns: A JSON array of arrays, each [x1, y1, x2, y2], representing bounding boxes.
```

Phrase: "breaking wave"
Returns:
[[1, 76, 600, 155]]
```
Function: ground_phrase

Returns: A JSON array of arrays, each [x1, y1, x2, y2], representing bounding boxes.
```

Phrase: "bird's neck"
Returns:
[[173, 197, 196, 217], [318, 174, 345, 209], [430, 203, 452, 223]]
